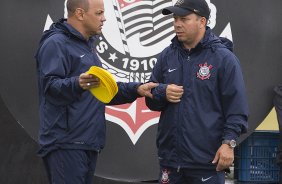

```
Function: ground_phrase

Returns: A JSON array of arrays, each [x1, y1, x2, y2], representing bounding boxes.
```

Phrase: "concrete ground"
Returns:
[[225, 179, 235, 184], [225, 170, 235, 184]]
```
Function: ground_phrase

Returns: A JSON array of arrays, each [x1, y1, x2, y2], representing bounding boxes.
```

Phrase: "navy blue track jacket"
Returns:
[[146, 27, 249, 170], [35, 19, 141, 157]]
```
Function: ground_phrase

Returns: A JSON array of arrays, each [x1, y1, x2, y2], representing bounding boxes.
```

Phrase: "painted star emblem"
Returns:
[[109, 53, 118, 62]]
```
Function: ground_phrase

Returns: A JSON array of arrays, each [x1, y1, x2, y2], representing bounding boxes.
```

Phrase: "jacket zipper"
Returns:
[[176, 51, 191, 172], [66, 106, 69, 131], [175, 51, 191, 173], [187, 55, 191, 62]]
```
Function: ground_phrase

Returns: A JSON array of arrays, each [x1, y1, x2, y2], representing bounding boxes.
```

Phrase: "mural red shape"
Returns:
[[106, 97, 160, 143]]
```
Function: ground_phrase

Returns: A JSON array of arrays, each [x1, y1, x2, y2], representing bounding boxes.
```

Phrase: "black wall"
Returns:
[[1, 0, 282, 183]]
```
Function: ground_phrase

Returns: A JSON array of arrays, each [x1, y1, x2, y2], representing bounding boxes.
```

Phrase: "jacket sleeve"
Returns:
[[220, 54, 249, 141], [107, 82, 141, 105], [145, 51, 168, 111], [37, 38, 84, 106]]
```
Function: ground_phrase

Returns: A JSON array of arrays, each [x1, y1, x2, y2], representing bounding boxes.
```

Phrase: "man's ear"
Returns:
[[200, 17, 207, 29], [75, 8, 85, 20]]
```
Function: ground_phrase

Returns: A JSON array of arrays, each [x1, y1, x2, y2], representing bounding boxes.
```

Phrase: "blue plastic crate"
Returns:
[[235, 131, 280, 183]]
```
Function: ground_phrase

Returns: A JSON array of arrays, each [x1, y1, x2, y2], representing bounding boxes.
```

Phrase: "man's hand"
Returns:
[[137, 82, 158, 99], [212, 144, 234, 171], [166, 84, 184, 103], [79, 73, 100, 90]]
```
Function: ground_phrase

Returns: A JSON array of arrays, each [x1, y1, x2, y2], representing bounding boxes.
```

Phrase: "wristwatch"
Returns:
[[222, 140, 236, 149]]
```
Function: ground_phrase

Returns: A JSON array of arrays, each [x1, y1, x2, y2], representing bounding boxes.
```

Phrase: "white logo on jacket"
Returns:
[[197, 62, 213, 80]]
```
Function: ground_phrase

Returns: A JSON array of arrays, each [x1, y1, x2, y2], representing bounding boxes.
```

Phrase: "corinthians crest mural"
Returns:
[[1, 0, 282, 182]]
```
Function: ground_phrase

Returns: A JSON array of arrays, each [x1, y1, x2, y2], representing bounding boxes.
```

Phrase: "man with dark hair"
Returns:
[[35, 0, 157, 183], [146, 0, 249, 183]]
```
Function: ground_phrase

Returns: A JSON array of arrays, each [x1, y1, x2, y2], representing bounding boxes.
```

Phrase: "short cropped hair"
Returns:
[[67, 0, 89, 16]]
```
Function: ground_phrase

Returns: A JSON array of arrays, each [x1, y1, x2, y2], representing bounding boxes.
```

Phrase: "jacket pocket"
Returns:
[[43, 101, 68, 132]]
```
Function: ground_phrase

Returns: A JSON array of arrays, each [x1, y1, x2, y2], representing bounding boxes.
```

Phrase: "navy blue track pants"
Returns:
[[43, 149, 98, 184]]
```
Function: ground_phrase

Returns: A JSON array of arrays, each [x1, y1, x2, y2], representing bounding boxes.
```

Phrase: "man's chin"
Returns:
[[177, 36, 184, 42], [90, 31, 102, 37]]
